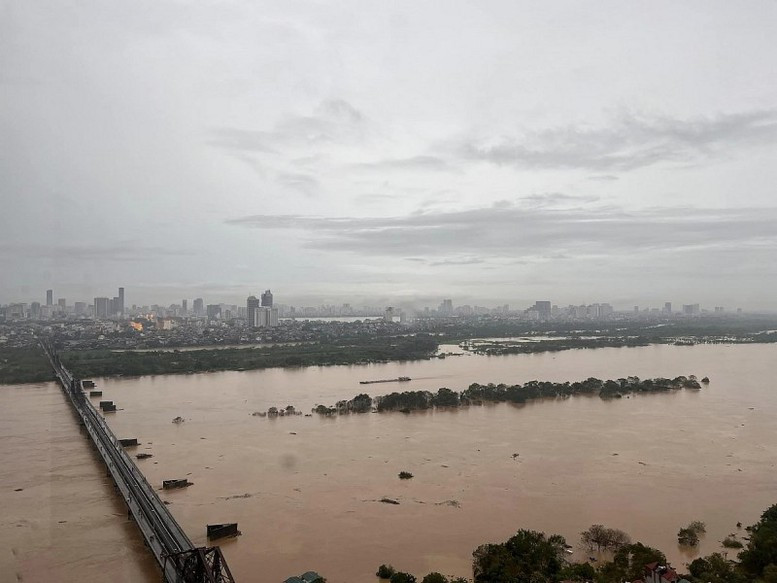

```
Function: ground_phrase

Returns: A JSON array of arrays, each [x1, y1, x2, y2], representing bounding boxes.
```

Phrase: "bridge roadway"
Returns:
[[41, 342, 235, 583]]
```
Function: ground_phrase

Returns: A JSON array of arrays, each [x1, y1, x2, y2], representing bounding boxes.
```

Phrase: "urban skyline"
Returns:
[[0, 284, 748, 322]]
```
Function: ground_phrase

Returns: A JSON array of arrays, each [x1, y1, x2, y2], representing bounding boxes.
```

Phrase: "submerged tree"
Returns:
[[580, 524, 631, 552]]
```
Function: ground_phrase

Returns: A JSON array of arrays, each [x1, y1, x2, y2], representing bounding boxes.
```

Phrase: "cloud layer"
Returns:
[[226, 203, 777, 262], [456, 110, 777, 171]]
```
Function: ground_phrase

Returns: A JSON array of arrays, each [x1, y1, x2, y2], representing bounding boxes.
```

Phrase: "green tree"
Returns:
[[377, 565, 396, 579], [678, 527, 699, 546], [581, 525, 631, 551], [472, 529, 566, 583], [421, 573, 448, 583], [596, 542, 666, 583], [739, 504, 777, 578], [558, 562, 596, 581], [687, 553, 746, 583], [390, 573, 417, 583]]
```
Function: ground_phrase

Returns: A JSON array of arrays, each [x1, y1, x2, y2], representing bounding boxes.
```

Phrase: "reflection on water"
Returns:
[[2, 344, 776, 582]]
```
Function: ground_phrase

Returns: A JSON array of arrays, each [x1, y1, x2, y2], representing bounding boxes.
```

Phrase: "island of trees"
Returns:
[[310, 375, 705, 416]]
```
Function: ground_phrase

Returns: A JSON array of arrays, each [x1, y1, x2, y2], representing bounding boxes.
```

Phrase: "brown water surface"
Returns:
[[0, 383, 158, 583], [2, 343, 776, 582]]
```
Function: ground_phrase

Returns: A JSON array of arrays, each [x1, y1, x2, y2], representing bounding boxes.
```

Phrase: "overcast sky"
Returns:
[[2, 1, 776, 310]]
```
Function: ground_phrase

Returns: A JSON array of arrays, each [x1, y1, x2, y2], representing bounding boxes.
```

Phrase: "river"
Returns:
[[1, 343, 775, 582]]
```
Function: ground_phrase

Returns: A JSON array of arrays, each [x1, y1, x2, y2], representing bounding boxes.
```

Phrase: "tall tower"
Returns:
[[46, 289, 53, 306], [247, 295, 260, 327], [94, 297, 110, 319], [261, 290, 273, 307], [118, 287, 125, 317], [193, 298, 204, 317], [182, 299, 188, 315]]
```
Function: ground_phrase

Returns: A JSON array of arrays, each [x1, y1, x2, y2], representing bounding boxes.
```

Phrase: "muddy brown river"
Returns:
[[2, 343, 776, 582]]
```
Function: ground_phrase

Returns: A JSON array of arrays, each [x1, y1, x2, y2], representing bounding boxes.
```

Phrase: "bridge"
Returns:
[[40, 341, 236, 583]]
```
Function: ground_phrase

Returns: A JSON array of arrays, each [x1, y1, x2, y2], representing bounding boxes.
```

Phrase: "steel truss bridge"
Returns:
[[40, 341, 236, 583]]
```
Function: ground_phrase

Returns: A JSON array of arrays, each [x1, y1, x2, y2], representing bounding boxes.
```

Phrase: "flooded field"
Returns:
[[2, 343, 776, 582]]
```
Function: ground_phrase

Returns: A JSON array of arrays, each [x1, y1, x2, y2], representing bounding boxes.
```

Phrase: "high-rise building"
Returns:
[[46, 289, 53, 306], [57, 298, 66, 310], [74, 302, 87, 316], [664, 302, 672, 313], [30, 302, 41, 320], [261, 289, 273, 307], [206, 304, 221, 320], [193, 298, 204, 317], [117, 287, 125, 317], [439, 299, 453, 314], [534, 301, 552, 319], [182, 299, 188, 315], [247, 295, 260, 327], [94, 297, 110, 319], [384, 306, 395, 322], [250, 306, 279, 328]]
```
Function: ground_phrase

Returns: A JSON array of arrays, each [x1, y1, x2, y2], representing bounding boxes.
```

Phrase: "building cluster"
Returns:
[[246, 290, 280, 328], [4, 287, 125, 321]]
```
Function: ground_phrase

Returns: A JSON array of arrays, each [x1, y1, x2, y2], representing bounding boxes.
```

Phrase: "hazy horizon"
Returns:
[[3, 1, 776, 309]]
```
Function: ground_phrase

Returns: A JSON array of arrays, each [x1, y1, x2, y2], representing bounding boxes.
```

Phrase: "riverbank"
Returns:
[[2, 320, 776, 384], [58, 335, 439, 380]]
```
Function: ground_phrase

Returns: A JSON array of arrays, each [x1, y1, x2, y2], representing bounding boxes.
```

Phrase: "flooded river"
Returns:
[[2, 343, 776, 582]]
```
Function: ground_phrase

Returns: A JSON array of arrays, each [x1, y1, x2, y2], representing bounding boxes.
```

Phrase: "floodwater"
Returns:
[[0, 383, 158, 583], [2, 343, 777, 582]]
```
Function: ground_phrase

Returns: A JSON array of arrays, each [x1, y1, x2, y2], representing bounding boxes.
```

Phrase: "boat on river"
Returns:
[[360, 376, 411, 385]]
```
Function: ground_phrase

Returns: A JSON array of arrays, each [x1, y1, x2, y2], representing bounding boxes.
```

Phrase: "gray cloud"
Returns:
[[455, 110, 777, 171], [277, 172, 320, 197], [0, 243, 194, 262], [226, 203, 777, 261], [353, 155, 453, 172], [521, 193, 601, 208], [428, 257, 486, 266], [208, 99, 368, 155]]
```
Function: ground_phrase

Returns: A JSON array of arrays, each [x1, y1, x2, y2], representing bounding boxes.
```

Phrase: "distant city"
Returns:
[[0, 286, 743, 327]]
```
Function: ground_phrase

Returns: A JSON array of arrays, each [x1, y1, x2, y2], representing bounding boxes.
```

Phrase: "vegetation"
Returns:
[[594, 542, 667, 583], [722, 536, 744, 549], [738, 504, 777, 579], [58, 335, 439, 379], [580, 524, 631, 552], [399, 471, 414, 480], [467, 336, 650, 356], [421, 575, 468, 583], [687, 553, 747, 583], [313, 375, 704, 416], [389, 573, 417, 583], [472, 529, 568, 582], [678, 521, 706, 546], [376, 565, 396, 578], [0, 346, 54, 384]]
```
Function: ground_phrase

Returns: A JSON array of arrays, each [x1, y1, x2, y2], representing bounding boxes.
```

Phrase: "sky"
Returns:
[[2, 1, 776, 310]]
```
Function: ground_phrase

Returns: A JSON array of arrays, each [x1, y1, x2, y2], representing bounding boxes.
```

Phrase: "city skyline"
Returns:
[[2, 2, 777, 309], [0, 284, 749, 319]]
